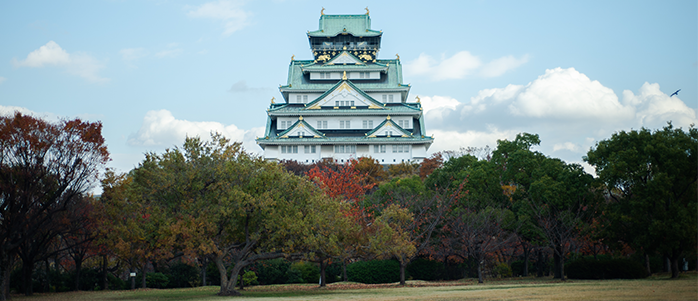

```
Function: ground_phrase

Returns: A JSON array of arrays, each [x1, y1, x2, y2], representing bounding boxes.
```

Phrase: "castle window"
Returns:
[[334, 145, 356, 153]]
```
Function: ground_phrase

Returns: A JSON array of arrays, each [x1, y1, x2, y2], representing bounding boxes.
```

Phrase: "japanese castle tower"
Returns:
[[256, 11, 433, 164]]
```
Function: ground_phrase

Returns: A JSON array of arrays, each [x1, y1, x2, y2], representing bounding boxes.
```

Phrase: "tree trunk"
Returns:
[[74, 257, 83, 291], [523, 245, 530, 277], [536, 249, 544, 277], [645, 253, 651, 277], [22, 259, 33, 296], [342, 259, 347, 282], [0, 251, 11, 301], [319, 259, 327, 287], [214, 255, 233, 295], [219, 262, 243, 296], [559, 254, 565, 281], [44, 259, 50, 293], [399, 261, 407, 286], [141, 263, 147, 288], [477, 260, 484, 284], [670, 255, 680, 279], [100, 255, 108, 290], [553, 252, 561, 279], [201, 261, 207, 286]]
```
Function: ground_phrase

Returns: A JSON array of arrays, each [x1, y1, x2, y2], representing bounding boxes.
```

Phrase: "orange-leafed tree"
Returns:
[[419, 152, 443, 180], [306, 158, 377, 285], [0, 112, 109, 299]]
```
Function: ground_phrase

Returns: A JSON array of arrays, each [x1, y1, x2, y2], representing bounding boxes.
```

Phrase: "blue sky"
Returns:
[[1, 0, 696, 179]]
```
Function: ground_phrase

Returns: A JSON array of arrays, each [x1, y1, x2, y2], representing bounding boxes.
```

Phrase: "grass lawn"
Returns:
[[11, 272, 697, 301]]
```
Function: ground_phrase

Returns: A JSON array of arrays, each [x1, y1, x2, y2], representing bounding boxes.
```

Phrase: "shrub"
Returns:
[[348, 260, 400, 284], [242, 271, 258, 286], [291, 261, 319, 284], [325, 262, 343, 283], [511, 259, 537, 276], [285, 267, 304, 283], [566, 257, 647, 279], [406, 258, 445, 281], [135, 272, 169, 288], [492, 262, 512, 278], [253, 259, 290, 285], [165, 263, 199, 288]]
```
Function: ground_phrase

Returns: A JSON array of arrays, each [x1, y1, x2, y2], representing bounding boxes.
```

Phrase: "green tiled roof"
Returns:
[[301, 62, 388, 72], [281, 59, 407, 96], [302, 79, 384, 110], [308, 14, 382, 38], [267, 104, 422, 116], [365, 118, 413, 138], [276, 118, 327, 139], [257, 135, 434, 145]]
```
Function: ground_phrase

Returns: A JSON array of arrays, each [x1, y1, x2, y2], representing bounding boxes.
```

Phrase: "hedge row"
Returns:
[[565, 257, 647, 279]]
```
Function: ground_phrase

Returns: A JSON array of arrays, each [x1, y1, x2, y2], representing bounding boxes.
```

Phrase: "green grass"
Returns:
[[11, 272, 698, 301]]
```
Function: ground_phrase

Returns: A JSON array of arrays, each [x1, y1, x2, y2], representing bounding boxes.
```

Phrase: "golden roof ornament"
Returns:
[[321, 7, 325, 15], [396, 53, 400, 60], [299, 116, 304, 121], [342, 71, 347, 80], [415, 96, 420, 103], [271, 97, 275, 104], [386, 115, 391, 120], [365, 7, 369, 15], [291, 54, 295, 61]]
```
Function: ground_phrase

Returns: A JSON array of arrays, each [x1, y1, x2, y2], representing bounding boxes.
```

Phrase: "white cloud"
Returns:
[[404, 52, 529, 81], [120, 48, 149, 61], [419, 95, 461, 115], [429, 127, 519, 155], [553, 142, 581, 153], [464, 84, 524, 115], [404, 51, 481, 81], [0, 105, 37, 116], [622, 82, 697, 128], [128, 109, 264, 154], [0, 77, 5, 84], [480, 54, 529, 78], [509, 67, 634, 121], [188, 0, 250, 36], [12, 41, 108, 83], [420, 67, 698, 171]]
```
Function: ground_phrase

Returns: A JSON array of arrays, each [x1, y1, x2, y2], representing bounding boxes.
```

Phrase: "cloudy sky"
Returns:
[[1, 0, 696, 177]]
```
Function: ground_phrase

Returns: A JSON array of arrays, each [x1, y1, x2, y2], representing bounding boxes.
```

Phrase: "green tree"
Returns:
[[129, 134, 334, 296], [584, 124, 697, 278], [493, 133, 598, 280]]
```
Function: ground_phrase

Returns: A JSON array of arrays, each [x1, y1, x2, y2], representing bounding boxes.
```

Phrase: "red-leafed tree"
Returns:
[[307, 158, 376, 219], [306, 158, 377, 285], [0, 112, 109, 299]]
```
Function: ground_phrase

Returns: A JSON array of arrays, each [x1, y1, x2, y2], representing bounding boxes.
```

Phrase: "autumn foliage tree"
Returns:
[[0, 112, 109, 300]]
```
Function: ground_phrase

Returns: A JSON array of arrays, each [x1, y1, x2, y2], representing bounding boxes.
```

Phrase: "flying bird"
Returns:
[[670, 89, 681, 97]]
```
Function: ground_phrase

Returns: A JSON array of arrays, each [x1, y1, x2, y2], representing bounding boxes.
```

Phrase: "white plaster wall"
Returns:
[[367, 92, 402, 103]]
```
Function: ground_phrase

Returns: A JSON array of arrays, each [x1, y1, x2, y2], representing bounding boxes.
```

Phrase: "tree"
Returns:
[[493, 133, 598, 280], [127, 134, 333, 296], [427, 153, 518, 282], [0, 112, 109, 300], [584, 123, 697, 278], [370, 175, 464, 285], [306, 159, 377, 285], [419, 152, 443, 180], [446, 207, 516, 283]]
